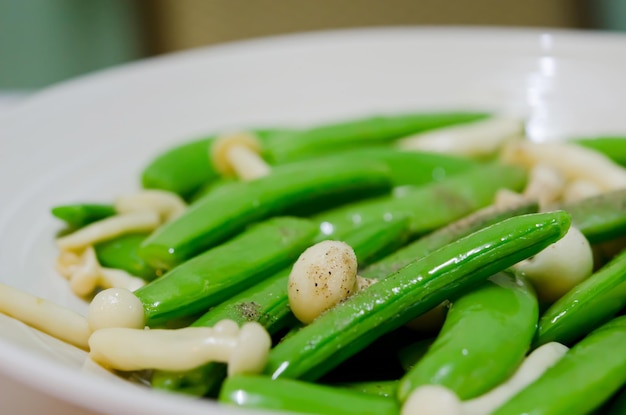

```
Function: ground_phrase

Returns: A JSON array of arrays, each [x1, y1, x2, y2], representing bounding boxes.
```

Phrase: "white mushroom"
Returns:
[[56, 211, 161, 252], [514, 226, 593, 303], [561, 179, 603, 204], [396, 117, 524, 158], [401, 385, 463, 415], [493, 189, 529, 210], [400, 342, 569, 415], [288, 240, 360, 324], [501, 140, 626, 192], [88, 320, 271, 374], [523, 163, 566, 210], [88, 288, 146, 332], [57, 246, 146, 298], [462, 342, 569, 415], [210, 132, 271, 180], [0, 283, 91, 349], [114, 189, 186, 222]]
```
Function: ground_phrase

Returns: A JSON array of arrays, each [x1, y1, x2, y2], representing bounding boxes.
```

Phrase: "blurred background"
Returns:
[[0, 0, 625, 92]]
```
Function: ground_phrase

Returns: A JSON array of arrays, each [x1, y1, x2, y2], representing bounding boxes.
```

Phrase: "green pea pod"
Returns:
[[573, 137, 626, 166], [397, 338, 436, 372], [315, 147, 477, 187], [219, 375, 400, 415], [264, 211, 570, 381], [562, 188, 626, 244], [604, 386, 626, 415], [493, 315, 626, 415], [361, 199, 538, 279], [134, 216, 318, 326], [262, 111, 489, 163], [151, 217, 411, 396], [51, 203, 116, 229], [398, 272, 538, 401], [141, 112, 487, 200], [314, 162, 527, 239], [94, 233, 157, 280], [339, 380, 399, 399], [140, 129, 287, 200], [535, 248, 626, 347], [139, 156, 391, 270]]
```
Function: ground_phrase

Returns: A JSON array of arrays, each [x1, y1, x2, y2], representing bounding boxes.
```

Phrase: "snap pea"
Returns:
[[141, 112, 487, 200], [94, 233, 157, 280], [139, 156, 391, 270], [140, 129, 288, 200], [493, 315, 626, 415], [534, 248, 626, 347], [339, 380, 399, 398], [605, 386, 626, 415], [134, 216, 318, 326], [51, 203, 116, 229], [314, 162, 527, 239], [150, 217, 411, 396], [262, 111, 489, 163], [397, 338, 435, 372], [264, 211, 570, 381], [398, 272, 538, 402], [573, 137, 626, 166], [361, 199, 538, 280], [561, 188, 626, 244], [312, 147, 477, 188], [218, 375, 400, 415]]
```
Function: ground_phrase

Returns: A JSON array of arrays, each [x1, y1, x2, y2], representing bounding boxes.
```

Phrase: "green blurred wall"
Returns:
[[0, 0, 144, 90]]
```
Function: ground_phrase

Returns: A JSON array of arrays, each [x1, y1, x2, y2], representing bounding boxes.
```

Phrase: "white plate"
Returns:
[[2, 26, 626, 415]]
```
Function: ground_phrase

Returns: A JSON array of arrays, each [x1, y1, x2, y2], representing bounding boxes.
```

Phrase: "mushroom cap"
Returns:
[[288, 240, 358, 324], [210, 132, 263, 177]]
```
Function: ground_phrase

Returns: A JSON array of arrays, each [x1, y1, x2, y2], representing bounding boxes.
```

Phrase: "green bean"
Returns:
[[397, 338, 435, 372], [94, 233, 157, 280], [604, 386, 626, 415], [140, 129, 288, 200], [562, 188, 626, 244], [262, 112, 489, 163], [312, 147, 477, 187], [139, 156, 391, 270], [339, 380, 399, 399], [150, 217, 411, 396], [141, 112, 487, 200], [264, 211, 570, 381], [534, 248, 626, 347], [361, 199, 538, 279], [398, 272, 538, 401], [493, 315, 626, 415], [134, 216, 318, 326], [314, 162, 527, 239], [51, 203, 116, 229], [218, 375, 400, 415], [573, 137, 626, 166]]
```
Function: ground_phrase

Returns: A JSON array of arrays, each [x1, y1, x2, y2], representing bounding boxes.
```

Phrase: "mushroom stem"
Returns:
[[57, 246, 146, 298], [88, 320, 271, 373], [462, 342, 569, 415], [115, 189, 186, 222], [396, 117, 524, 158], [56, 211, 161, 251], [211, 132, 271, 180], [0, 283, 91, 349], [228, 145, 272, 180], [501, 140, 626, 192]]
